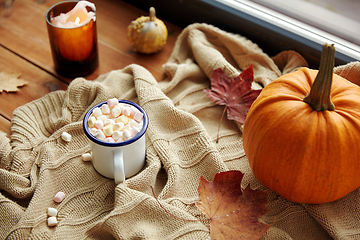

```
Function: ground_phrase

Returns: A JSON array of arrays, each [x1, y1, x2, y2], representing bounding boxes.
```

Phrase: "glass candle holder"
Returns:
[[45, 1, 99, 78]]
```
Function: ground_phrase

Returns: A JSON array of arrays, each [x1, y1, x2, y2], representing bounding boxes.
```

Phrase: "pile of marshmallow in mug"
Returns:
[[87, 98, 144, 142]]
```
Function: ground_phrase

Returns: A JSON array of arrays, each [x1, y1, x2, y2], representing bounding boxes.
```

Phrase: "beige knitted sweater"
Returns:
[[1, 23, 360, 239]]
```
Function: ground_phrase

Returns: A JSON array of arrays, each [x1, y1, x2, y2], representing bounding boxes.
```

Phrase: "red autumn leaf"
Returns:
[[203, 65, 261, 124], [195, 171, 272, 240]]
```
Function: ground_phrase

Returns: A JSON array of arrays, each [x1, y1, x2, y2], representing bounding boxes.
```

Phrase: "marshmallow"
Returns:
[[103, 124, 114, 137], [122, 129, 131, 140], [128, 119, 139, 127], [94, 120, 104, 129], [104, 119, 115, 126], [133, 110, 144, 123], [130, 106, 138, 117], [117, 103, 125, 110], [122, 106, 131, 116], [113, 122, 124, 131], [123, 125, 131, 132], [47, 216, 58, 227], [92, 107, 102, 118], [111, 106, 121, 118], [61, 132, 71, 142], [107, 98, 118, 108], [117, 115, 129, 125], [130, 127, 140, 137], [104, 137, 115, 143], [101, 104, 111, 115], [90, 128, 99, 135], [97, 115, 107, 122], [54, 191, 65, 203], [47, 207, 58, 217], [82, 153, 92, 162], [112, 130, 123, 140], [94, 131, 106, 140], [88, 116, 96, 128]]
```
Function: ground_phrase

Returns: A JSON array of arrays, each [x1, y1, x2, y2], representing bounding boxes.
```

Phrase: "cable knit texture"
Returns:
[[1, 23, 359, 239]]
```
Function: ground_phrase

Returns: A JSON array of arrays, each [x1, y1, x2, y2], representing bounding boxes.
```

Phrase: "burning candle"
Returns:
[[51, 1, 95, 28], [46, 1, 99, 78]]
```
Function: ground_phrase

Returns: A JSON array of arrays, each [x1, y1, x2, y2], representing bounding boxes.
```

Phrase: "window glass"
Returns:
[[250, 0, 360, 46]]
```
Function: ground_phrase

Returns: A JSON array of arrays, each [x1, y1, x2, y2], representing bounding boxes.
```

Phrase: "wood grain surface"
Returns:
[[0, 0, 182, 137]]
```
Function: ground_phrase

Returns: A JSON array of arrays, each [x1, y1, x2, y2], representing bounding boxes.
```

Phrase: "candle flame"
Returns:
[[75, 17, 80, 24]]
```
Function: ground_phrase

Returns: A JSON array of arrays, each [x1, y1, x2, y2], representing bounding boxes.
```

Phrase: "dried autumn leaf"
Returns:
[[196, 170, 272, 240], [203, 65, 261, 124], [0, 71, 28, 93]]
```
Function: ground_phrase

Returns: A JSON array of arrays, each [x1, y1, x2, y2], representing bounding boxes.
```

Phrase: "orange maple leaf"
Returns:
[[195, 170, 272, 240]]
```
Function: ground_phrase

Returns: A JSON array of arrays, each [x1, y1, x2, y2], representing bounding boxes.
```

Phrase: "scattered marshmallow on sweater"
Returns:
[[47, 207, 58, 217], [88, 100, 144, 142], [54, 191, 65, 203], [61, 132, 71, 142], [82, 153, 92, 162], [48, 194, 63, 227], [47, 216, 58, 227]]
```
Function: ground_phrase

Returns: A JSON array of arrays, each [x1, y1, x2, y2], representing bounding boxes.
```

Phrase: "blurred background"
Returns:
[[252, 0, 360, 46], [125, 0, 360, 67]]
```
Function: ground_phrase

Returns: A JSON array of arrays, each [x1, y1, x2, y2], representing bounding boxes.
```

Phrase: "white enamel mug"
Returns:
[[83, 99, 149, 184]]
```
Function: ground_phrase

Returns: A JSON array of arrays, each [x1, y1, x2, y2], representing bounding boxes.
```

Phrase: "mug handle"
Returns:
[[113, 149, 125, 184]]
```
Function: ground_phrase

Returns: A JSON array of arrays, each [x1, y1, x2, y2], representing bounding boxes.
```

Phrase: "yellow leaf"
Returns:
[[0, 71, 28, 92]]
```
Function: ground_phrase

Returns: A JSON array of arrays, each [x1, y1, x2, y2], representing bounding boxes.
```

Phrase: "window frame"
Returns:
[[124, 0, 360, 68]]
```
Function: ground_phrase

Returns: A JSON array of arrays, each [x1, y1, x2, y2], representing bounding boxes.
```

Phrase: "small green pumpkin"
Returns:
[[127, 7, 168, 54]]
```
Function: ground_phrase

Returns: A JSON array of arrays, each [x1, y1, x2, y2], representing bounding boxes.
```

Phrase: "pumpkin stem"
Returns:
[[149, 7, 156, 21], [303, 43, 336, 111]]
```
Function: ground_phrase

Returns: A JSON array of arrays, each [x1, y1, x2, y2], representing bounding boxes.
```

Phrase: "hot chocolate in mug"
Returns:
[[83, 99, 149, 184]]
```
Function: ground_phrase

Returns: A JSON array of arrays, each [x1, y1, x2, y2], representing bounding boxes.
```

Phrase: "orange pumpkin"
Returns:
[[243, 44, 360, 204]]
